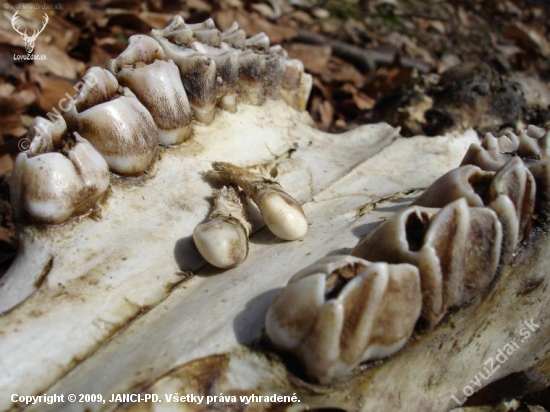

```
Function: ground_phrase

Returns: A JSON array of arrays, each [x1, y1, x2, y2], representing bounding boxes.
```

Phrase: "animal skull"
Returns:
[[2, 14, 550, 412]]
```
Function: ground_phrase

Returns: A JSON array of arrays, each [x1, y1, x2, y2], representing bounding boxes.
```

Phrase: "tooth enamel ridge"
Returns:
[[265, 255, 422, 384], [265, 123, 546, 383], [14, 17, 313, 225]]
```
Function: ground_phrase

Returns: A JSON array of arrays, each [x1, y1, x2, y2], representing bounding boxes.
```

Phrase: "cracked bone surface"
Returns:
[[2, 15, 550, 412]]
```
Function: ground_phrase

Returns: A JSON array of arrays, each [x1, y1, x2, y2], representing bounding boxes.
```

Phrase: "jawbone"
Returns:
[[1, 13, 549, 412]]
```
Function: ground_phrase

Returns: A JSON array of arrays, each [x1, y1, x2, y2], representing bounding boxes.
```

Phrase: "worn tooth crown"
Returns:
[[10, 134, 110, 224], [265, 255, 421, 384], [64, 67, 158, 175], [352, 199, 502, 328], [108, 35, 193, 145]]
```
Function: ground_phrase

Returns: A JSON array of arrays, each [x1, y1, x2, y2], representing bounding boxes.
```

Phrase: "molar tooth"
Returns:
[[10, 135, 110, 224], [280, 59, 312, 111], [221, 22, 246, 49], [352, 199, 502, 328], [238, 50, 266, 105], [193, 186, 250, 269], [245, 32, 270, 53], [192, 29, 222, 47], [212, 162, 308, 241], [460, 142, 507, 172], [265, 255, 421, 384], [108, 35, 192, 145], [26, 116, 67, 157], [413, 165, 493, 208], [64, 68, 158, 175]]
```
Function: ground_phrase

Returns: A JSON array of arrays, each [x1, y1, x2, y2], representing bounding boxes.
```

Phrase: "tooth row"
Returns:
[[264, 128, 546, 384], [12, 16, 313, 225]]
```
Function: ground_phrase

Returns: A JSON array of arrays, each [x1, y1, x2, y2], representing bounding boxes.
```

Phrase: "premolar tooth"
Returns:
[[193, 186, 250, 269], [212, 162, 308, 241], [352, 199, 502, 328], [64, 67, 158, 175], [265, 255, 421, 384], [10, 135, 110, 224]]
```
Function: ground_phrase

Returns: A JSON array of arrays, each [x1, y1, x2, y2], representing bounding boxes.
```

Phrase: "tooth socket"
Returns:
[[265, 255, 421, 384], [352, 199, 502, 328]]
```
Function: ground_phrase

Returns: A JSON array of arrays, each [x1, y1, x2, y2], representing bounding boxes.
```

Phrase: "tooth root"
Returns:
[[10, 137, 110, 224], [238, 51, 266, 105], [64, 68, 158, 175], [413, 165, 493, 208]]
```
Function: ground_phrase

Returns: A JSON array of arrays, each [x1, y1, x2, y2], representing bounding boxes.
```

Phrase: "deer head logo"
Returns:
[[11, 11, 49, 54]]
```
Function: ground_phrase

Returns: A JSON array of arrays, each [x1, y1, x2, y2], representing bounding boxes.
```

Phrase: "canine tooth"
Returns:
[[265, 255, 421, 384], [10, 135, 109, 224], [352, 199, 501, 328], [212, 162, 308, 240], [64, 68, 158, 175], [193, 186, 250, 269], [108, 35, 192, 145]]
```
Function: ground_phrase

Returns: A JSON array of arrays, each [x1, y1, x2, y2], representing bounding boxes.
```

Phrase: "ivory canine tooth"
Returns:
[[212, 162, 308, 241], [193, 186, 250, 269], [64, 67, 158, 175], [265, 255, 421, 384]]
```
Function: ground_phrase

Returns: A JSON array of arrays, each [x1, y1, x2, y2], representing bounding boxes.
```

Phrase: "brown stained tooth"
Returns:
[[280, 59, 313, 112], [413, 158, 535, 262], [193, 29, 222, 47], [26, 116, 66, 156], [265, 255, 421, 384], [238, 50, 266, 105], [10, 134, 110, 224], [352, 199, 502, 328], [108, 35, 193, 146], [64, 67, 158, 175], [194, 42, 239, 113]]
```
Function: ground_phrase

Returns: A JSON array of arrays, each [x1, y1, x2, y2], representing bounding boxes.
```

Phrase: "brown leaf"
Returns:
[[287, 43, 331, 75]]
